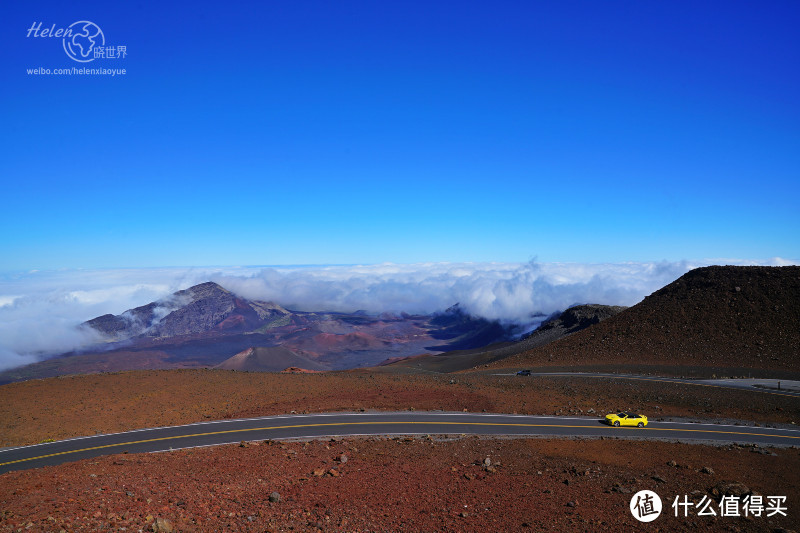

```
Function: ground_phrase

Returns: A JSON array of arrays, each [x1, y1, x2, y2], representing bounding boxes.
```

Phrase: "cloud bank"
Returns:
[[0, 258, 795, 372]]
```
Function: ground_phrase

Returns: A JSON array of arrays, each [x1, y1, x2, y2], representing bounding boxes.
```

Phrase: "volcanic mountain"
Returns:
[[84, 282, 290, 340], [0, 282, 518, 383], [488, 265, 800, 376]]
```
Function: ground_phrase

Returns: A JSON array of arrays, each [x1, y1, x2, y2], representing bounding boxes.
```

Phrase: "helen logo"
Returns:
[[26, 21, 105, 63]]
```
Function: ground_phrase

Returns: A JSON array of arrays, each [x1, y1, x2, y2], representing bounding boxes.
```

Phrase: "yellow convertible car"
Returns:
[[605, 412, 648, 427]]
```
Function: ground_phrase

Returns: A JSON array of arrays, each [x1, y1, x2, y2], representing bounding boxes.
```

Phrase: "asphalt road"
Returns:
[[2, 412, 799, 474]]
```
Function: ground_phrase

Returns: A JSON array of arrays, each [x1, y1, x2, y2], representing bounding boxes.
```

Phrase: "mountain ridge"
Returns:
[[489, 265, 800, 373]]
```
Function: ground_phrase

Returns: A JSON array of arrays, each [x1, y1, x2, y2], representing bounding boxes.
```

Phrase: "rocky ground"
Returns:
[[1, 436, 798, 532], [2, 369, 799, 531]]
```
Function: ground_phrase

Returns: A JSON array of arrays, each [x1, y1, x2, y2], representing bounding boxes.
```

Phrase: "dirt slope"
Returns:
[[489, 266, 800, 373]]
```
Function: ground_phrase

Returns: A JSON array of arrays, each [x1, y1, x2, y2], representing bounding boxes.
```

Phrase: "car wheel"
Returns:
[[614, 421, 620, 427], [638, 422, 644, 428]]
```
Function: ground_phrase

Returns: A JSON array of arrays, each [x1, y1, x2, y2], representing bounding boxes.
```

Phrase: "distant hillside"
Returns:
[[378, 304, 626, 373], [214, 347, 327, 372], [490, 266, 800, 373]]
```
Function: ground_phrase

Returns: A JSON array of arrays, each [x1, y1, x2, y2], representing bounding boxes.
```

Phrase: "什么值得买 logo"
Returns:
[[630, 490, 663, 522]]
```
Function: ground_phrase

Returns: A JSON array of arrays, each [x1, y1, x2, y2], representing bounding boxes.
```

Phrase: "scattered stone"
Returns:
[[689, 490, 706, 501], [269, 492, 281, 503], [239, 441, 249, 448], [667, 460, 678, 467], [338, 454, 348, 464], [652, 475, 666, 484], [566, 501, 576, 508], [711, 481, 751, 500], [611, 484, 632, 494], [751, 448, 775, 455], [483, 457, 492, 467], [151, 517, 174, 533], [312, 469, 325, 477], [701, 466, 714, 475]]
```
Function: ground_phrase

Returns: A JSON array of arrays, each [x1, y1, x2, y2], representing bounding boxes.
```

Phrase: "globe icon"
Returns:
[[62, 21, 105, 62]]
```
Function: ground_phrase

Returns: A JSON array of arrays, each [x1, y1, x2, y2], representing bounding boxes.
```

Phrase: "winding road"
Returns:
[[2, 411, 799, 475]]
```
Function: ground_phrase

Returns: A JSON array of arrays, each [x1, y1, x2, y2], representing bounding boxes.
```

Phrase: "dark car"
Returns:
[[516, 370, 531, 376]]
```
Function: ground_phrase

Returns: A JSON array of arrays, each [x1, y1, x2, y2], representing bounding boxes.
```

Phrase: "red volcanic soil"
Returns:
[[1, 437, 798, 532], [1, 369, 799, 531]]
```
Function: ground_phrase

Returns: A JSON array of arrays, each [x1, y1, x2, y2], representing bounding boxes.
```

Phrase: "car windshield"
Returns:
[[617, 413, 626, 417]]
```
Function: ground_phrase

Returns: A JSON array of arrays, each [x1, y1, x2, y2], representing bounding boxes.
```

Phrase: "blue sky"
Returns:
[[1, 1, 798, 270]]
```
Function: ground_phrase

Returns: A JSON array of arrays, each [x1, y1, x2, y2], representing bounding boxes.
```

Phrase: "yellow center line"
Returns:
[[2, 421, 798, 468]]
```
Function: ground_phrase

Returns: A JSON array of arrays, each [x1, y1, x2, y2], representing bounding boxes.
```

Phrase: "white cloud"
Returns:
[[209, 261, 694, 322], [0, 258, 796, 372]]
